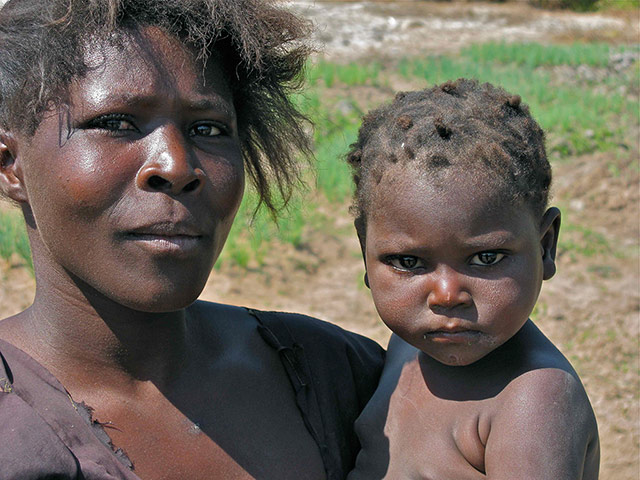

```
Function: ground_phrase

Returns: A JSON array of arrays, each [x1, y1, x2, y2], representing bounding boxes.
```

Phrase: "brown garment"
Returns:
[[0, 310, 384, 479], [0, 338, 137, 479]]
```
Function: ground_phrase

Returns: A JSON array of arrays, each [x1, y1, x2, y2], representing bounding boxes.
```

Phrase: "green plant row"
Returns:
[[461, 42, 623, 68], [400, 55, 633, 156], [0, 209, 32, 270], [307, 60, 383, 87], [221, 41, 636, 267]]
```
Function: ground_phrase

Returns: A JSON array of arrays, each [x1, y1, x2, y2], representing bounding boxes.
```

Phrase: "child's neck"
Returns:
[[418, 320, 536, 401]]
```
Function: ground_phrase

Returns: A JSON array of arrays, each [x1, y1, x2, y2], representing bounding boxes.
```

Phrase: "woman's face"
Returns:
[[11, 27, 244, 312]]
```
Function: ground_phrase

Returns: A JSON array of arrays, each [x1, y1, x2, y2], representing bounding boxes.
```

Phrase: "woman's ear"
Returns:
[[0, 130, 28, 203], [539, 207, 561, 280]]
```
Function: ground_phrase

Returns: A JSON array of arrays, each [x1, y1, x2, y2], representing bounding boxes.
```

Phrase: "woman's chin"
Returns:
[[117, 290, 202, 314], [93, 276, 208, 314]]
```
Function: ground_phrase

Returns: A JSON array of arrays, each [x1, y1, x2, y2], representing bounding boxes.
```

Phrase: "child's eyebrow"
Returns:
[[463, 231, 518, 249]]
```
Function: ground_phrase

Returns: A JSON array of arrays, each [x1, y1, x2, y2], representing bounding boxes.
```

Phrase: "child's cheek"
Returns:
[[369, 268, 426, 334]]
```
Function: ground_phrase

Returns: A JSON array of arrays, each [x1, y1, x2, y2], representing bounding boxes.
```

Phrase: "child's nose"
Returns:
[[136, 125, 205, 195], [427, 265, 473, 310]]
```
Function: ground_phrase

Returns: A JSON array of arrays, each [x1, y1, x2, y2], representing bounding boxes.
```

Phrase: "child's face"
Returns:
[[363, 164, 559, 366]]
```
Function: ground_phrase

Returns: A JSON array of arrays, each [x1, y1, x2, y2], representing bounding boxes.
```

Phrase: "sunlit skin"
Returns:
[[0, 28, 326, 479], [349, 163, 599, 479], [15, 37, 244, 313], [364, 166, 552, 367]]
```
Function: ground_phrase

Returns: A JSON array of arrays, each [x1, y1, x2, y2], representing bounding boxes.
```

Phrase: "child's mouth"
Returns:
[[423, 330, 481, 344]]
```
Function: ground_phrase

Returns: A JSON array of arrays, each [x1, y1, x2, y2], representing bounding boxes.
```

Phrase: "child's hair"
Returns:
[[346, 79, 551, 234], [0, 0, 313, 214]]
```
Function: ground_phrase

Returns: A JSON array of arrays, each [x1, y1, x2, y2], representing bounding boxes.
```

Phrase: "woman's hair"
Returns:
[[346, 78, 551, 233], [0, 0, 313, 214]]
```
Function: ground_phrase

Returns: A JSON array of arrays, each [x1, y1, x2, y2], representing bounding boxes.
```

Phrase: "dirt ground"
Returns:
[[0, 1, 638, 478]]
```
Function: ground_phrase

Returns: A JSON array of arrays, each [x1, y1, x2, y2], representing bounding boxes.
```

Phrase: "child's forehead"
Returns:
[[372, 162, 499, 200], [368, 162, 533, 224], [367, 167, 542, 247]]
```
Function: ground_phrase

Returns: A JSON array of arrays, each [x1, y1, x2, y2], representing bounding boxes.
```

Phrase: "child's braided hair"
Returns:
[[347, 78, 551, 234]]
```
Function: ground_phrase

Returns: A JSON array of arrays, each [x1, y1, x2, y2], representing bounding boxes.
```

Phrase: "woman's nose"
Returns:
[[136, 125, 206, 195], [427, 266, 473, 311]]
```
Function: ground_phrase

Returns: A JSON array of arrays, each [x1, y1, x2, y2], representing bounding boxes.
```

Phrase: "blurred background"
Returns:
[[0, 0, 638, 477]]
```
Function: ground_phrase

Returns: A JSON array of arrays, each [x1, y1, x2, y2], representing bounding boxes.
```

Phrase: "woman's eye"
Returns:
[[190, 123, 223, 137], [86, 115, 137, 133], [102, 119, 135, 131], [470, 252, 505, 266], [388, 255, 424, 271]]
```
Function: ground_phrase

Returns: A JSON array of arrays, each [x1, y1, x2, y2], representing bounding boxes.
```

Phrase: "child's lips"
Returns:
[[423, 328, 481, 344]]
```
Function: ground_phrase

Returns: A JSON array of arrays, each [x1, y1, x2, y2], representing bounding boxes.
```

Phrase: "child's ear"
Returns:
[[354, 216, 370, 289], [0, 130, 28, 203], [539, 207, 561, 280]]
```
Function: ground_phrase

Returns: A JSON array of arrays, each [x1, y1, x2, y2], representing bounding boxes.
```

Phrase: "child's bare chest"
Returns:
[[385, 384, 491, 478], [353, 359, 495, 479]]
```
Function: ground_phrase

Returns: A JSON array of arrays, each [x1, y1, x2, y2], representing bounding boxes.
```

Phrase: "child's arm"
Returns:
[[485, 368, 600, 479]]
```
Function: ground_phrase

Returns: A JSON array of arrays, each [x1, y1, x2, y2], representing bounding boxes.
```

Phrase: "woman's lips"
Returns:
[[124, 233, 203, 255], [120, 223, 205, 255]]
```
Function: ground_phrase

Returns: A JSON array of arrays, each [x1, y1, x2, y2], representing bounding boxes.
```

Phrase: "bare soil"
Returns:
[[1, 1, 638, 478], [289, 0, 638, 60]]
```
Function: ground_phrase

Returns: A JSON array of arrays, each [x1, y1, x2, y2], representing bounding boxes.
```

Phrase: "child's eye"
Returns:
[[189, 122, 224, 137], [388, 255, 425, 271], [86, 114, 138, 133], [469, 252, 505, 266]]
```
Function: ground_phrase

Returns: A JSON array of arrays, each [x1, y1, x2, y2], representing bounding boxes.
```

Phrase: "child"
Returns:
[[346, 79, 600, 479]]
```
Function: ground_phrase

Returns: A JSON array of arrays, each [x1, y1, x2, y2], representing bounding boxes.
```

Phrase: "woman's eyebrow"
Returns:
[[82, 92, 236, 117], [185, 98, 236, 117]]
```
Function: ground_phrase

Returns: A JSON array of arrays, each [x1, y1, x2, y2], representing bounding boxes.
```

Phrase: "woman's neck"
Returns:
[[6, 260, 195, 392]]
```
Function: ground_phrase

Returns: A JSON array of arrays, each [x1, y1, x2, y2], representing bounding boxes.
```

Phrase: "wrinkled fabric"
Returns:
[[0, 310, 384, 479], [248, 309, 385, 480], [0, 338, 139, 479]]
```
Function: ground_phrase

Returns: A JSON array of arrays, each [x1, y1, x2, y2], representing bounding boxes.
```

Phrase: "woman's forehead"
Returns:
[[70, 27, 233, 113]]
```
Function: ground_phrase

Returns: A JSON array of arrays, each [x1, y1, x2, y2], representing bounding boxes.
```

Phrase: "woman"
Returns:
[[0, 1, 384, 478]]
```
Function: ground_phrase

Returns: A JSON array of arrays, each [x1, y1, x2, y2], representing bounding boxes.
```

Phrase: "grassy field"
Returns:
[[0, 209, 31, 269], [216, 41, 638, 268]]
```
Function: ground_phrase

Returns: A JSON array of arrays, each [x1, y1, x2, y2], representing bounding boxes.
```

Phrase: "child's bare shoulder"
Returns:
[[480, 323, 600, 478], [484, 367, 599, 477], [494, 363, 597, 440]]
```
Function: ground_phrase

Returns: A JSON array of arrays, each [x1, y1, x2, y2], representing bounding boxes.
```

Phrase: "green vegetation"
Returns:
[[1, 42, 636, 269], [0, 209, 32, 270], [308, 59, 383, 87], [434, 0, 625, 12], [527, 0, 598, 12], [597, 0, 639, 10], [461, 42, 618, 67], [224, 41, 636, 266]]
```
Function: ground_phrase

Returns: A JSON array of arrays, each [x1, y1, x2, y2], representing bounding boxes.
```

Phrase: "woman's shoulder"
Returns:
[[232, 305, 385, 477], [252, 308, 383, 351], [192, 301, 385, 400], [192, 301, 384, 358]]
